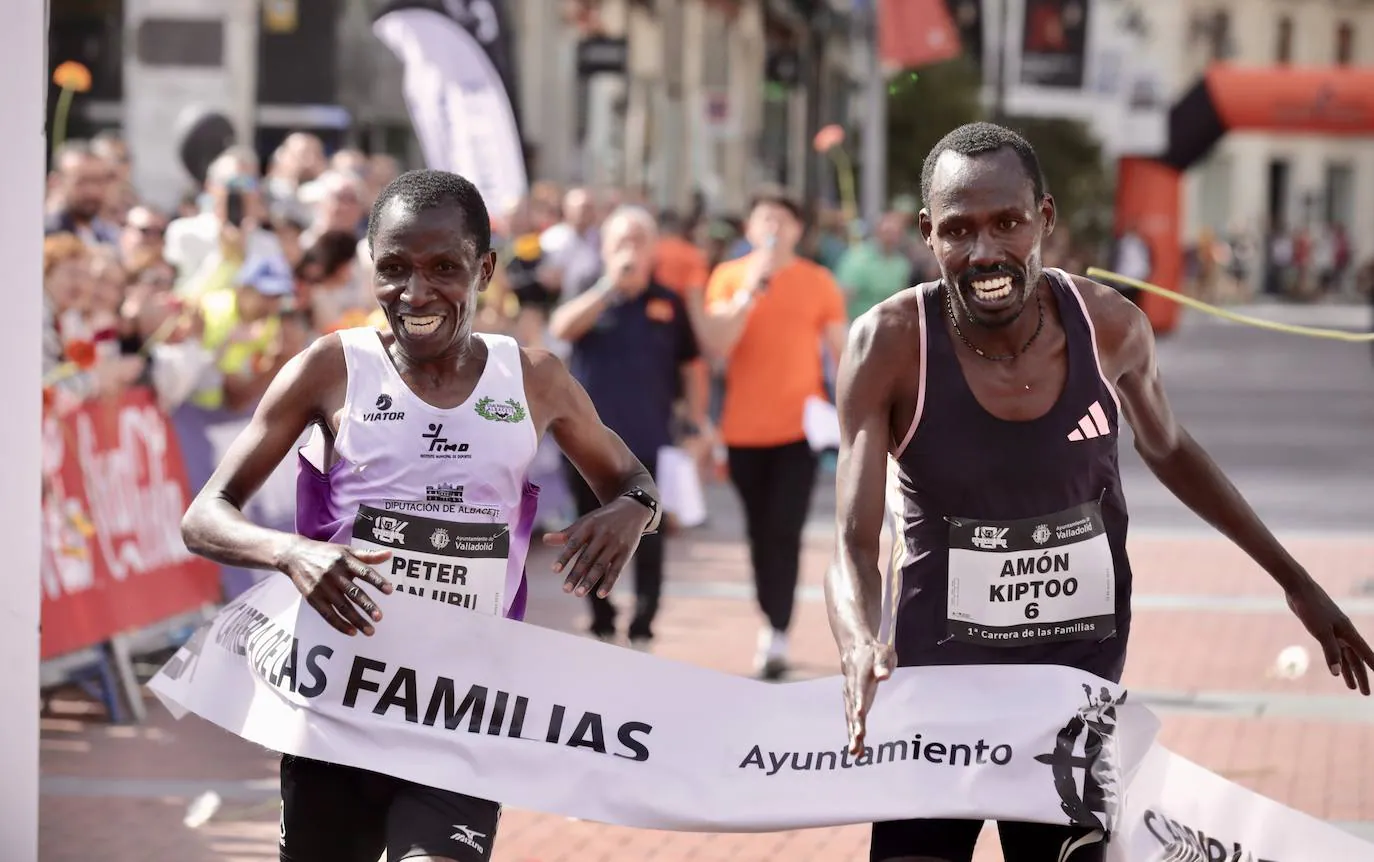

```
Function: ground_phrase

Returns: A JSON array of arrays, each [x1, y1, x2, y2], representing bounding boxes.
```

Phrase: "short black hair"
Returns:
[[747, 184, 804, 223], [920, 122, 1046, 207], [367, 169, 491, 256]]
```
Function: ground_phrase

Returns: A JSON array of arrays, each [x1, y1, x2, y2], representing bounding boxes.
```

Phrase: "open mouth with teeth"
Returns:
[[399, 313, 445, 336], [967, 274, 1017, 303]]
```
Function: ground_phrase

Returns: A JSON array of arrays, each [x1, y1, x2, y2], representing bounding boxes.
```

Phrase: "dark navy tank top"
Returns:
[[889, 269, 1132, 683]]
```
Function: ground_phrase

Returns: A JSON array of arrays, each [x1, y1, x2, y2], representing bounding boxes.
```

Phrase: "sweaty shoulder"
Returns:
[[292, 330, 349, 389], [1065, 273, 1153, 379], [259, 330, 349, 432], [846, 284, 926, 370], [518, 346, 573, 432]]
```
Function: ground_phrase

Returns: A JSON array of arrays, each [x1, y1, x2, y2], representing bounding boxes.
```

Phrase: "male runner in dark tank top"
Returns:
[[825, 122, 1374, 862]]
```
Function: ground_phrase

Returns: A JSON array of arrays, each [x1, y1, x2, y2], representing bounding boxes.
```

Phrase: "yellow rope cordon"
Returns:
[[1086, 268, 1374, 343]]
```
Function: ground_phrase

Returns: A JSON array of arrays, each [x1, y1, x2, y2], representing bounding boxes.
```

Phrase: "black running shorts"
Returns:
[[279, 754, 501, 862], [870, 818, 1106, 862]]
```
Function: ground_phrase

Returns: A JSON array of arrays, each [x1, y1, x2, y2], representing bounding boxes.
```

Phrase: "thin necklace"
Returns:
[[944, 286, 1044, 362]]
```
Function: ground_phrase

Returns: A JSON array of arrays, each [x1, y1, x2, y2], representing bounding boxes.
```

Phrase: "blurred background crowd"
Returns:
[[36, 0, 1374, 674]]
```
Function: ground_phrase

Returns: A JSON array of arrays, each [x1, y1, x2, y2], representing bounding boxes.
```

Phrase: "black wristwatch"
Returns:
[[621, 487, 662, 535]]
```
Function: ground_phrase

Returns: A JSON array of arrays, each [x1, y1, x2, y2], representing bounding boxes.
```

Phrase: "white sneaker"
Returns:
[[755, 628, 788, 681]]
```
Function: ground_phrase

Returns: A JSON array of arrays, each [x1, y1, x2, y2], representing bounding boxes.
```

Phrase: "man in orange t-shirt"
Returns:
[[653, 210, 710, 298], [702, 189, 849, 679]]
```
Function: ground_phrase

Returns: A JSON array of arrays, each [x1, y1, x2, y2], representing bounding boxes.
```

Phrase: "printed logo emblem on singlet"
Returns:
[[363, 393, 405, 422], [474, 396, 527, 423], [946, 501, 1115, 646], [352, 504, 509, 616], [421, 423, 473, 459]]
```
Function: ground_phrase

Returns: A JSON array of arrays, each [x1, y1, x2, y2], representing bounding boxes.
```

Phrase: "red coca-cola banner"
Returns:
[[41, 387, 222, 659]]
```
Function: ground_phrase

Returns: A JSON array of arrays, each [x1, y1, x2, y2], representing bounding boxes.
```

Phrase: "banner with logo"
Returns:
[[150, 576, 1146, 832], [1017, 0, 1090, 89], [372, 0, 528, 218], [1109, 745, 1374, 862], [149, 578, 1374, 857], [41, 387, 221, 659]]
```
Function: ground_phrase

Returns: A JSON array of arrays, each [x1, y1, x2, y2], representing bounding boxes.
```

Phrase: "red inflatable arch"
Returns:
[[1115, 64, 1374, 333]]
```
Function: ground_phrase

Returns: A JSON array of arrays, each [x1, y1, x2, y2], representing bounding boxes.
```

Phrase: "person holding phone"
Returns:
[[164, 146, 287, 299], [699, 189, 850, 679], [547, 205, 711, 650]]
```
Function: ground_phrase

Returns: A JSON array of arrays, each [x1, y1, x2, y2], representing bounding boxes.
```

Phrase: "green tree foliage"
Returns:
[[884, 58, 985, 202], [882, 58, 1115, 250]]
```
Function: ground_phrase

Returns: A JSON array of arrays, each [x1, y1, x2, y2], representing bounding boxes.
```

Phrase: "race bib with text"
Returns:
[[352, 503, 510, 617], [946, 501, 1115, 647]]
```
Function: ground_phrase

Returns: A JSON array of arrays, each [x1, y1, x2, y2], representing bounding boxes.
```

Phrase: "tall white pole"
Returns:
[[858, 1, 887, 231], [0, 0, 47, 858]]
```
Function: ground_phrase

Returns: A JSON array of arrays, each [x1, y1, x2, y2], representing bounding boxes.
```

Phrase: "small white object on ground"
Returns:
[[183, 790, 222, 829], [1273, 645, 1311, 679]]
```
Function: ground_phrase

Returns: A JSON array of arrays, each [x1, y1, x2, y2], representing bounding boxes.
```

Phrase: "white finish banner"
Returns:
[[1110, 746, 1374, 862], [149, 577, 1140, 832], [149, 578, 1374, 859]]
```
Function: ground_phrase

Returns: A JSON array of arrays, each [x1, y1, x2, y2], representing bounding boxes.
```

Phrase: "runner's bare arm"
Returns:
[[524, 348, 659, 598], [1078, 278, 1309, 588], [1079, 275, 1374, 691], [828, 302, 909, 752], [828, 314, 890, 649], [827, 305, 906, 651], [182, 334, 392, 637], [181, 335, 343, 568]]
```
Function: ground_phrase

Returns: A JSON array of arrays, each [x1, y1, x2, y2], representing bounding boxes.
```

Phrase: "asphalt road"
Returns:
[[1116, 305, 1373, 534]]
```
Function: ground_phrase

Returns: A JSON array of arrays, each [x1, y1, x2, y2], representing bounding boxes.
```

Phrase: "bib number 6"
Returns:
[[1025, 602, 1040, 620]]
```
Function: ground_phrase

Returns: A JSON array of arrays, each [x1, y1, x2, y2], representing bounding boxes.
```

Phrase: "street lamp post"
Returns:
[[991, 0, 1008, 123]]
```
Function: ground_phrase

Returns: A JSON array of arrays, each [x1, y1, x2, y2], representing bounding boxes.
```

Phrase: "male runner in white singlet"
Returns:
[[827, 123, 1374, 862], [181, 170, 663, 862]]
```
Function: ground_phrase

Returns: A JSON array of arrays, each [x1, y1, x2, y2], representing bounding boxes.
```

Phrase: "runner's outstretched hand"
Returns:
[[275, 539, 394, 637], [841, 638, 896, 754], [1287, 580, 1374, 695], [544, 497, 651, 600]]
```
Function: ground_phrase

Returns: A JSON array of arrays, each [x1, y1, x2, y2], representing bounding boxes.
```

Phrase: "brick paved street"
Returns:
[[38, 311, 1374, 860]]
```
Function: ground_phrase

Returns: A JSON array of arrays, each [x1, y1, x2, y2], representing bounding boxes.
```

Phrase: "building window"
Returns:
[[1336, 21, 1355, 64], [1276, 16, 1293, 64]]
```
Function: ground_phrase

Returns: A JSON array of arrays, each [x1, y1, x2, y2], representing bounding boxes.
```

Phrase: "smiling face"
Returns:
[[369, 200, 496, 363], [919, 147, 1055, 329]]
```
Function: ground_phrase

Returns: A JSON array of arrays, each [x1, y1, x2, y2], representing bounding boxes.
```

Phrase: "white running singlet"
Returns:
[[296, 328, 540, 620]]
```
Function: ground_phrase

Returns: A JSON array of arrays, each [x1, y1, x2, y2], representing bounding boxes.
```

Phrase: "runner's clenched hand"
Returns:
[[275, 538, 394, 636], [841, 638, 895, 754], [544, 497, 652, 600]]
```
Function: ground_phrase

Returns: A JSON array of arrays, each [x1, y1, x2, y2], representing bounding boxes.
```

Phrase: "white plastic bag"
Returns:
[[655, 445, 707, 528]]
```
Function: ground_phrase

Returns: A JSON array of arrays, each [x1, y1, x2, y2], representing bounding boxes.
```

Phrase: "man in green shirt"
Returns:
[[835, 211, 914, 320]]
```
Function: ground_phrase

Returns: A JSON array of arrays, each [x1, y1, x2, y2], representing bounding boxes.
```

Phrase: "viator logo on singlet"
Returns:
[[364, 394, 406, 422]]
